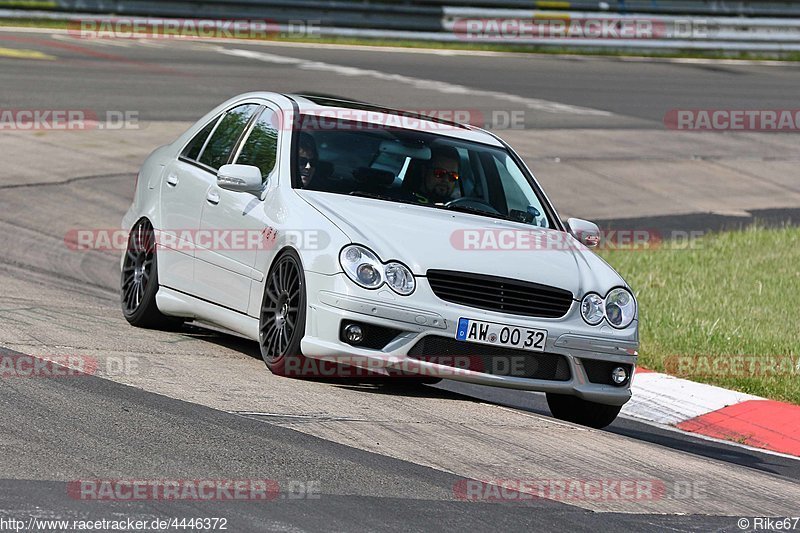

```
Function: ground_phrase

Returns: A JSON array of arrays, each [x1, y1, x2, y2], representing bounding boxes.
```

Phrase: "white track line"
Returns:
[[216, 46, 613, 117], [51, 32, 131, 47]]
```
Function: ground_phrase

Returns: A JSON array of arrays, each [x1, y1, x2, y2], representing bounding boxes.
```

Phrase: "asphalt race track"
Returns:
[[1, 28, 800, 531]]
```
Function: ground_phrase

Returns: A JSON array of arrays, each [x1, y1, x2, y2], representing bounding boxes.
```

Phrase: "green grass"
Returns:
[[2, 17, 800, 61], [598, 226, 800, 404]]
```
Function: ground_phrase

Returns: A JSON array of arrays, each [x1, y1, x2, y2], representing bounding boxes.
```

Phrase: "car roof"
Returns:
[[282, 93, 505, 148]]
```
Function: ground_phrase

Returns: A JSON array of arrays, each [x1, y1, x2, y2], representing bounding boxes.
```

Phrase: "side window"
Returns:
[[494, 158, 527, 211], [236, 108, 279, 180], [493, 154, 550, 228], [181, 116, 219, 161], [198, 104, 258, 171]]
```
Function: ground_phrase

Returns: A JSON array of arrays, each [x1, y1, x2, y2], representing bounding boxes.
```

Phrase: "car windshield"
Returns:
[[293, 115, 553, 228]]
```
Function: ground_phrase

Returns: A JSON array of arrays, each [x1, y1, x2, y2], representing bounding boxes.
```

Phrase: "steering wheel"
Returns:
[[444, 197, 502, 215]]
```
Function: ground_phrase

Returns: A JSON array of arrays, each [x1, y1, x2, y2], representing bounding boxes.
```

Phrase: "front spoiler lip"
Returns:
[[300, 336, 636, 406]]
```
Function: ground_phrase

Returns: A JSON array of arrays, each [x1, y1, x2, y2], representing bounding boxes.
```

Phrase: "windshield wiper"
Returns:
[[347, 192, 516, 223], [434, 203, 515, 223], [348, 191, 419, 206]]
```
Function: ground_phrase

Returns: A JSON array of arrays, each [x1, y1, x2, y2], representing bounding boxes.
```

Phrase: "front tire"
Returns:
[[121, 219, 182, 329], [546, 393, 622, 429], [259, 250, 308, 376]]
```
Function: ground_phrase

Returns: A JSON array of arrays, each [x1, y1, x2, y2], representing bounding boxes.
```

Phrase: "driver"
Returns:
[[414, 146, 461, 204]]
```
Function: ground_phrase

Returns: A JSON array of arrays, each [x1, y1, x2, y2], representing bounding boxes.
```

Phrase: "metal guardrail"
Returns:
[[4, 0, 800, 18], [2, 0, 800, 52], [38, 0, 444, 31], [414, 0, 800, 18]]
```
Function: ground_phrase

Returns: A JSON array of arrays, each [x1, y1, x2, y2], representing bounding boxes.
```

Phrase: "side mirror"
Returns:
[[567, 217, 601, 248], [217, 164, 263, 193]]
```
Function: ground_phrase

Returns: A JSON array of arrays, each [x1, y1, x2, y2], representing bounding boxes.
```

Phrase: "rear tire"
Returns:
[[546, 393, 621, 429], [259, 250, 308, 376], [121, 219, 183, 330]]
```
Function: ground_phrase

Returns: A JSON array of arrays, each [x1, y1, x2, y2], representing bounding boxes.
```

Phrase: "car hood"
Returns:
[[300, 192, 626, 297]]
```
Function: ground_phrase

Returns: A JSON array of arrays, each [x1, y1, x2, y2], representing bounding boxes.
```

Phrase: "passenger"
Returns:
[[298, 132, 318, 188]]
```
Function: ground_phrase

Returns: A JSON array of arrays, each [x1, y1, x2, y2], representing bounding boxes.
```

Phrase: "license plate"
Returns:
[[456, 318, 547, 352]]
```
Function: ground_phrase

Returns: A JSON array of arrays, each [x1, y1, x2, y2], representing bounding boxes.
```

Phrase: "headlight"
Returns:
[[580, 288, 637, 328], [339, 245, 416, 295], [580, 293, 605, 325], [340, 245, 383, 289], [384, 262, 415, 295], [605, 288, 636, 329]]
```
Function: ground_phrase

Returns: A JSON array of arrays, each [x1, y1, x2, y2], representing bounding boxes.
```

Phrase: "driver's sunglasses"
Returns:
[[299, 157, 316, 168], [433, 167, 459, 181]]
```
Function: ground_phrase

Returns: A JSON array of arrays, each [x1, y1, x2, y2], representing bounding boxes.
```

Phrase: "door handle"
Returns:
[[166, 173, 179, 187], [207, 190, 220, 205]]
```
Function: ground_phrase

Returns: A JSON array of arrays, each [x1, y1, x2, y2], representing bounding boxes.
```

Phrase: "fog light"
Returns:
[[344, 324, 364, 345], [611, 366, 629, 386]]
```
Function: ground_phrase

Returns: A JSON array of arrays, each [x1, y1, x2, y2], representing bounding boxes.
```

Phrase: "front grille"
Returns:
[[582, 359, 633, 386], [426, 270, 573, 318], [407, 336, 570, 381]]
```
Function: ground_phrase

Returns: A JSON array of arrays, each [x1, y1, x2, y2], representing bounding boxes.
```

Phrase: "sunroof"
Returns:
[[294, 94, 469, 130]]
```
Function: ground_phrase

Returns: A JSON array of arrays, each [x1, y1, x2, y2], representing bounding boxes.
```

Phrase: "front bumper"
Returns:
[[301, 271, 639, 406]]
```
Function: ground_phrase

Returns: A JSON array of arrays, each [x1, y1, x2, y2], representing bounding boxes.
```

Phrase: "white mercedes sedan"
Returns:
[[121, 92, 639, 428]]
